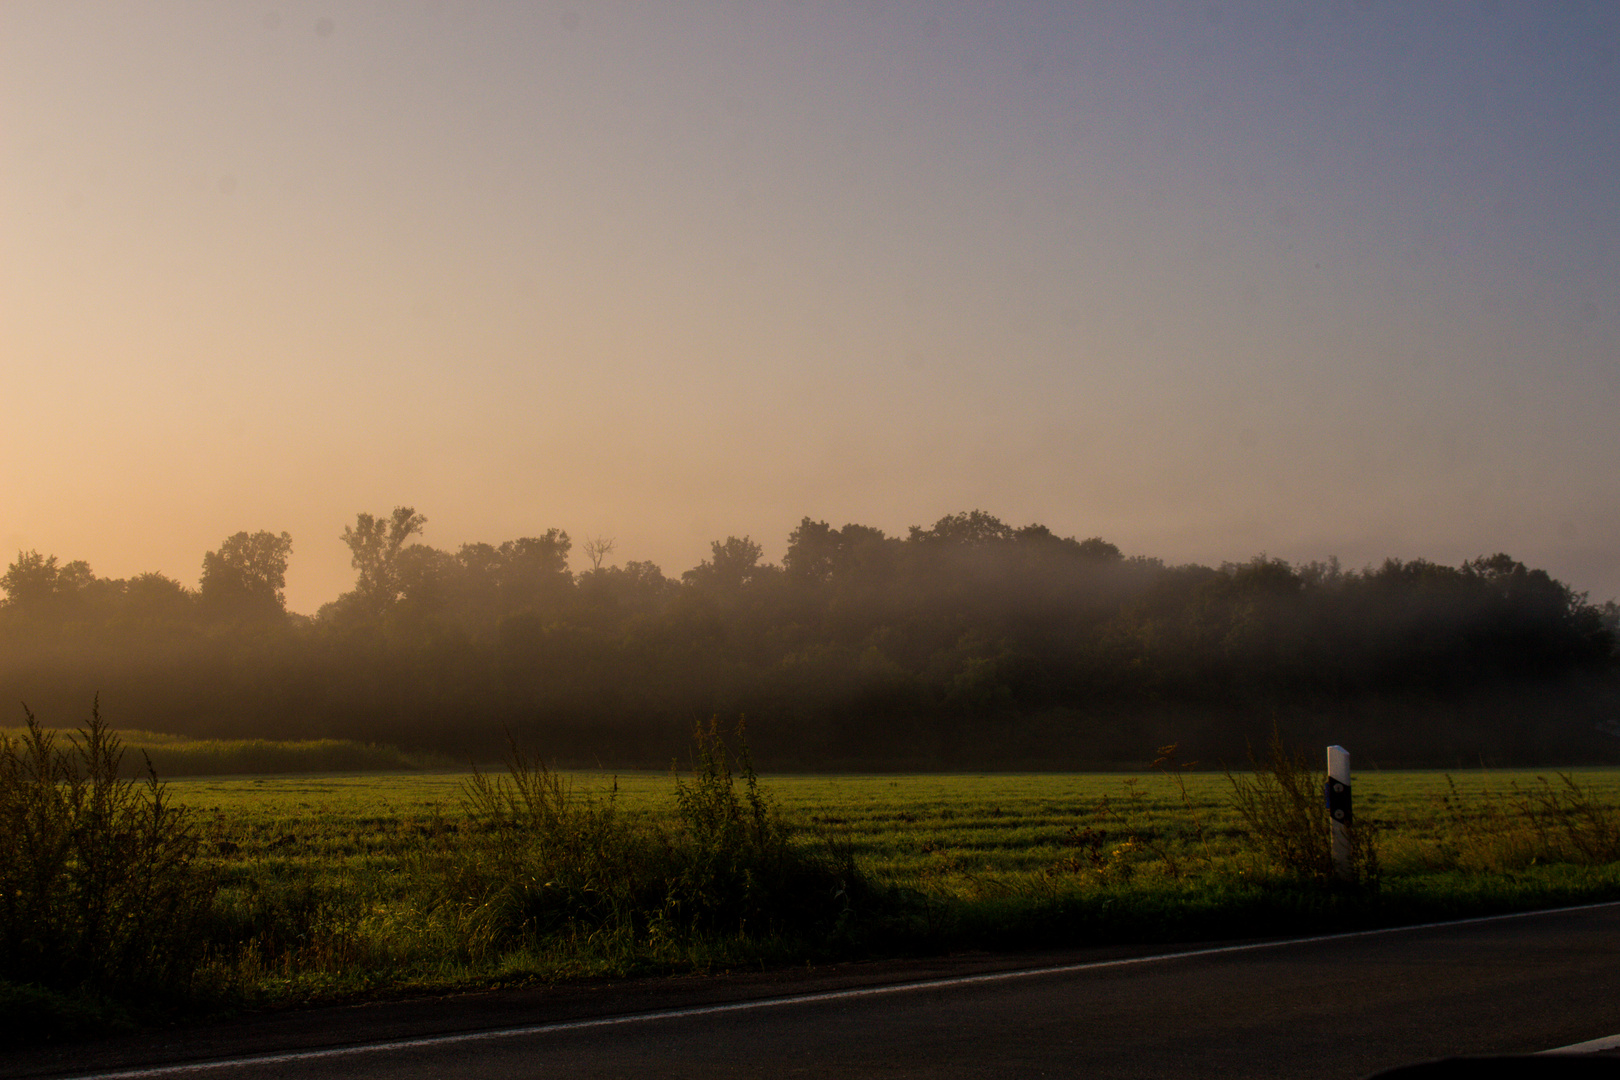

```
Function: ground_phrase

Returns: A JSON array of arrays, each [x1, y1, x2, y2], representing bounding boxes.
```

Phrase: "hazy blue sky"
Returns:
[[4, 1, 1618, 613]]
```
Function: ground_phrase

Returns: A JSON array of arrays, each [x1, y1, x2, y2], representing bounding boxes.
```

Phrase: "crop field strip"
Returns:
[[172, 767, 1620, 885]]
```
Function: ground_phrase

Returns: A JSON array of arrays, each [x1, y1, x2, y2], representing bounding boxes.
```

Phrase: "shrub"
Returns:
[[667, 719, 857, 937], [0, 700, 215, 1000]]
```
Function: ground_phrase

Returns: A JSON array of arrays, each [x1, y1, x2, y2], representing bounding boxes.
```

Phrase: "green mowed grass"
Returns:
[[172, 766, 1620, 890]]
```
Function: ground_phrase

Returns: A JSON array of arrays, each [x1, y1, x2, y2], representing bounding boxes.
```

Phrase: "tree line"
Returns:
[[3, 509, 1617, 767]]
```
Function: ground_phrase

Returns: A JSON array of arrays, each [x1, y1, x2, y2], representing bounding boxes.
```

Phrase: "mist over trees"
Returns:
[[199, 531, 292, 620], [2, 509, 1617, 768]]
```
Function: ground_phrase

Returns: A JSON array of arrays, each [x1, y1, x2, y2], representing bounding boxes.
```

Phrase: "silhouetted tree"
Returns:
[[683, 537, 764, 593], [577, 560, 675, 623], [909, 510, 1014, 546], [122, 572, 195, 621], [200, 531, 293, 618], [498, 532, 572, 611], [784, 519, 839, 583], [784, 521, 896, 588], [1, 551, 62, 609], [0, 551, 93, 614], [340, 507, 427, 614], [393, 544, 459, 618], [583, 535, 615, 571]]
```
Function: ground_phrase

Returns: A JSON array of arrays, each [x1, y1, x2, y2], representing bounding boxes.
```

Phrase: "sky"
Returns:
[[3, 1, 1618, 614]]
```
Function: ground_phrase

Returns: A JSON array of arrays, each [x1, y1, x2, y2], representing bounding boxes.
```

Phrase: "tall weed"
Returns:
[[667, 719, 857, 937], [0, 701, 215, 1000], [1226, 729, 1378, 886], [1514, 773, 1620, 863], [1418, 772, 1620, 874], [434, 720, 864, 965], [447, 740, 653, 954]]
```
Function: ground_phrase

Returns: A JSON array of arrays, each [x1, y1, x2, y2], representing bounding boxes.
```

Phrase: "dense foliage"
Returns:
[[0, 704, 214, 1004], [2, 509, 1616, 766]]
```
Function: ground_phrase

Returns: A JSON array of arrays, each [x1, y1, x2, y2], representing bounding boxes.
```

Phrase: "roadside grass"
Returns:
[[0, 707, 217, 1045], [12, 726, 1620, 1042]]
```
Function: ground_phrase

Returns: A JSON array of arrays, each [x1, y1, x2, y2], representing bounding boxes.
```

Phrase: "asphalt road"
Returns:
[[9, 903, 1620, 1080]]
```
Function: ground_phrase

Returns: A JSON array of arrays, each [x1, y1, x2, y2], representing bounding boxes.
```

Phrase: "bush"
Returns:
[[667, 719, 857, 937], [0, 700, 215, 1001]]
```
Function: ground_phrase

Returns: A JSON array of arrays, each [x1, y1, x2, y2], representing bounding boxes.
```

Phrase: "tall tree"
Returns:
[[498, 531, 572, 610], [1, 551, 61, 609], [200, 531, 293, 617], [784, 518, 838, 582], [123, 572, 195, 620], [0, 551, 94, 612], [683, 536, 763, 592], [908, 510, 1014, 546], [340, 507, 427, 613]]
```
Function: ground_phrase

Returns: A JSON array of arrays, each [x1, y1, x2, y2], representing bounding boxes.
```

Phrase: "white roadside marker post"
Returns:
[[1326, 745, 1352, 882]]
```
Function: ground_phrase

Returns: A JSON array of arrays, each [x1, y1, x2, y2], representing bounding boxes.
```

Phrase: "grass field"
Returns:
[[146, 762, 1620, 1004], [10, 721, 1620, 1044], [169, 765, 1620, 880]]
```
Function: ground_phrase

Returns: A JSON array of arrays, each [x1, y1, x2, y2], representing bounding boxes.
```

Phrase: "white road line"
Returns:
[[55, 899, 1620, 1080], [1543, 1033, 1620, 1055]]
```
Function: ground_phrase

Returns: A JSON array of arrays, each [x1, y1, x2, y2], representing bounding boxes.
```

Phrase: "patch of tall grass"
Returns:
[[1379, 770, 1620, 875], [434, 720, 862, 971], [0, 702, 217, 1040]]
